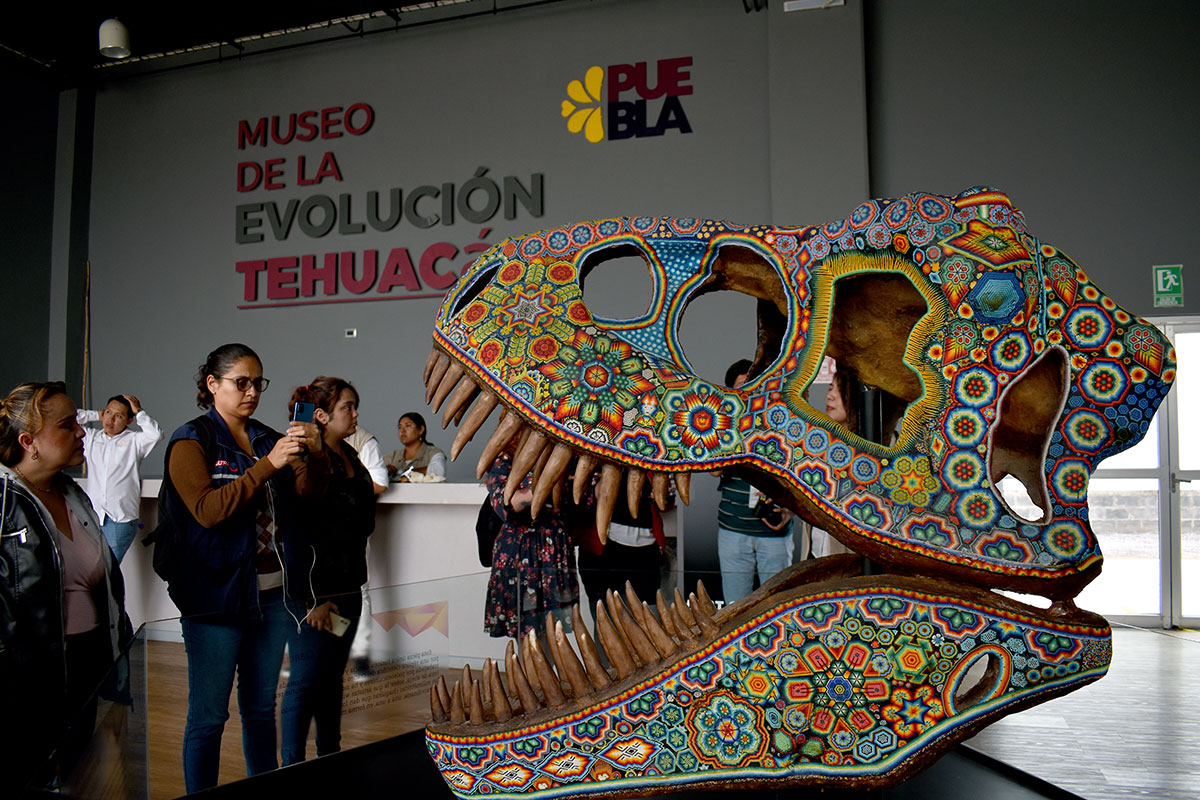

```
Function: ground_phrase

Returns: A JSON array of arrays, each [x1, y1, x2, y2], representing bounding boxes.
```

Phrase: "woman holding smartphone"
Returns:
[[162, 344, 328, 792], [280, 377, 376, 765]]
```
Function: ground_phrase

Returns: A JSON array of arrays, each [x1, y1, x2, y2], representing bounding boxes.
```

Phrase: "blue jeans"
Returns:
[[280, 595, 361, 765], [101, 519, 140, 563], [180, 589, 295, 793], [717, 527, 794, 604]]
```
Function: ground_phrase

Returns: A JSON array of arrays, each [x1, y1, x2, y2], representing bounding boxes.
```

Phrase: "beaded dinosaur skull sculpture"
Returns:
[[421, 187, 1174, 796]]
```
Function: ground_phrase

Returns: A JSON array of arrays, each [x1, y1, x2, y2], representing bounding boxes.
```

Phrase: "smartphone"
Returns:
[[328, 611, 351, 637], [292, 401, 316, 423]]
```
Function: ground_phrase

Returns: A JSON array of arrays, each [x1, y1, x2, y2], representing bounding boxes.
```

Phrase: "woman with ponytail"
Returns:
[[161, 344, 329, 792]]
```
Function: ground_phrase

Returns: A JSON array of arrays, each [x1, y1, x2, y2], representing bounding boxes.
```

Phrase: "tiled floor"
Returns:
[[967, 626, 1200, 800]]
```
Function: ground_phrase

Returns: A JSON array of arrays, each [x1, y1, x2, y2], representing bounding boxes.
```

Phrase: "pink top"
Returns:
[[60, 509, 104, 635]]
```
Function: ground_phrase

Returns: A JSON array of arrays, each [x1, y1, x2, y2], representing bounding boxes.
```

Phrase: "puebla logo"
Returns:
[[561, 56, 694, 143]]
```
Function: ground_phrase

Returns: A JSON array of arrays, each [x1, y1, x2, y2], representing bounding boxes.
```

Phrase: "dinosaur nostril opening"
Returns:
[[580, 244, 654, 321], [989, 347, 1068, 524]]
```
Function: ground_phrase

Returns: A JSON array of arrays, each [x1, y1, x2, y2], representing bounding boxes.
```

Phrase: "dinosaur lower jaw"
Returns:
[[425, 554, 1110, 796], [422, 344, 1111, 796]]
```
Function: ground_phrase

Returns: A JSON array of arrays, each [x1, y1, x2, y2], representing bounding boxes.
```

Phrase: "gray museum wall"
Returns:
[[0, 64, 58, 393], [20, 0, 1195, 585], [864, 0, 1198, 319]]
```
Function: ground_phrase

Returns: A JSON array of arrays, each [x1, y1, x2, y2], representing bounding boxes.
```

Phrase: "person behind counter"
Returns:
[[161, 343, 328, 793], [281, 377, 376, 765], [384, 411, 445, 482], [0, 381, 132, 790]]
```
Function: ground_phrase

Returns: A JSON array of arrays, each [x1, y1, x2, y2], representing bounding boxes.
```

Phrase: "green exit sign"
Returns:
[[1153, 264, 1183, 308]]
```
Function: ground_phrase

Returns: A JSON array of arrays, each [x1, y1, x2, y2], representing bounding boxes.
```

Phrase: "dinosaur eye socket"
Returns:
[[580, 245, 654, 321], [823, 271, 928, 442]]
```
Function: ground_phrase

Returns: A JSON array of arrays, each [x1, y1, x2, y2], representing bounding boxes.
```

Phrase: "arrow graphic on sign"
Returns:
[[372, 601, 449, 637]]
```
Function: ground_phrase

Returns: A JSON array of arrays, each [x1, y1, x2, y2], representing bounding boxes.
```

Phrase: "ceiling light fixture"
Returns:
[[99, 18, 130, 59]]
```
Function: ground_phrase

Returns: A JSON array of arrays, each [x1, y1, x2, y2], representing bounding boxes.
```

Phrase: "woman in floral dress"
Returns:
[[483, 450, 579, 639]]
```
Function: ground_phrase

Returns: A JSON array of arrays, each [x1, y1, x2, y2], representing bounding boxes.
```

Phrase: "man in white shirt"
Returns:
[[78, 394, 162, 562], [345, 426, 388, 495]]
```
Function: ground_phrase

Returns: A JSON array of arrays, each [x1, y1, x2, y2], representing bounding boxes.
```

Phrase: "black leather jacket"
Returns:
[[0, 464, 131, 782]]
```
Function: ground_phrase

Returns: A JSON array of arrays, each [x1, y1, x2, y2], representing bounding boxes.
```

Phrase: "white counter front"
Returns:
[[114, 481, 684, 667]]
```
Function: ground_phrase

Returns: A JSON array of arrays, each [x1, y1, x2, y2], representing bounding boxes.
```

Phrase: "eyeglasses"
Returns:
[[220, 376, 270, 393]]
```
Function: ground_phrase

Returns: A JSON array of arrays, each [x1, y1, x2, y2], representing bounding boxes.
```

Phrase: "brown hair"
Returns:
[[0, 381, 69, 466], [288, 377, 359, 420]]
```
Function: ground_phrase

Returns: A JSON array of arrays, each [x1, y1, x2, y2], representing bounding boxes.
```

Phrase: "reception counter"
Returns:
[[116, 480, 679, 668]]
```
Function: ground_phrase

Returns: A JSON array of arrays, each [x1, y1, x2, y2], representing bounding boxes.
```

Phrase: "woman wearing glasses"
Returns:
[[161, 343, 329, 792]]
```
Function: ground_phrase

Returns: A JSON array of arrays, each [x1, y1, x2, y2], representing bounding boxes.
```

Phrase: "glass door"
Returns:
[[1167, 324, 1200, 626], [1074, 319, 1200, 628]]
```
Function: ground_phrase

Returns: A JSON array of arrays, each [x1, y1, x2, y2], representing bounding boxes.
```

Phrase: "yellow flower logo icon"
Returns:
[[561, 66, 605, 143]]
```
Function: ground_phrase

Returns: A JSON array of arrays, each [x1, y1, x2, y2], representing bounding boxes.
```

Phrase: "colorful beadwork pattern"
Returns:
[[427, 584, 1110, 797], [434, 188, 1175, 597]]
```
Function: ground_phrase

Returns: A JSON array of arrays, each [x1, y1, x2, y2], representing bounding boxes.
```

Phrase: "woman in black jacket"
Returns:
[[280, 376, 376, 764], [0, 381, 131, 789]]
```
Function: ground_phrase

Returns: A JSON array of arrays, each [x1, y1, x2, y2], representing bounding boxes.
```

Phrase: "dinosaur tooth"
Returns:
[[607, 589, 659, 667], [554, 619, 592, 698], [641, 600, 679, 658], [673, 586, 697, 630], [666, 599, 698, 645], [528, 631, 566, 707], [469, 679, 485, 724], [452, 392, 499, 460], [425, 352, 451, 405], [696, 579, 718, 617], [519, 634, 543, 699], [502, 640, 522, 712], [673, 472, 691, 505], [571, 604, 612, 690], [650, 472, 670, 511], [528, 446, 554, 515], [430, 684, 447, 723], [449, 680, 465, 724], [656, 589, 678, 638], [486, 658, 513, 722], [604, 589, 639, 663], [594, 599, 636, 679], [441, 375, 478, 429], [480, 658, 493, 706], [626, 467, 646, 518], [595, 463, 621, 544], [572, 453, 599, 503], [505, 430, 549, 505], [477, 412, 523, 478], [506, 644, 540, 714], [431, 362, 465, 413], [422, 345, 440, 385], [625, 581, 651, 632], [542, 612, 571, 697], [690, 591, 719, 638]]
